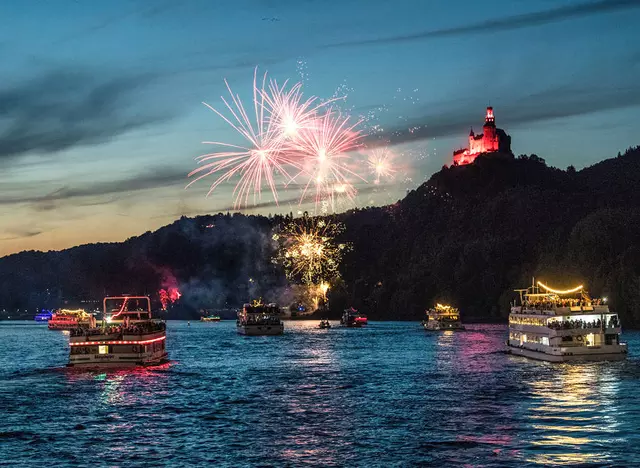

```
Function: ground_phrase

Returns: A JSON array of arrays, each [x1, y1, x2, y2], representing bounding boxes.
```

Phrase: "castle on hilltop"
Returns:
[[452, 107, 511, 165]]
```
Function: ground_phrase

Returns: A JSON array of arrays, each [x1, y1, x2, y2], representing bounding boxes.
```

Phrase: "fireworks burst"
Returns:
[[187, 69, 298, 209], [293, 110, 364, 211], [189, 69, 365, 213], [274, 216, 349, 285], [367, 146, 397, 184]]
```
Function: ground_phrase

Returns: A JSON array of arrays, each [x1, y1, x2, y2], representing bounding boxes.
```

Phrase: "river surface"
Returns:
[[1, 321, 640, 467]]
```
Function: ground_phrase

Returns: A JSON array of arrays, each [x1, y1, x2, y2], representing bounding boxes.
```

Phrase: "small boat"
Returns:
[[422, 304, 465, 331], [201, 315, 221, 322], [318, 319, 331, 329], [48, 309, 92, 330], [237, 303, 284, 336], [67, 296, 168, 368], [507, 279, 627, 362], [34, 310, 53, 322], [341, 307, 368, 327]]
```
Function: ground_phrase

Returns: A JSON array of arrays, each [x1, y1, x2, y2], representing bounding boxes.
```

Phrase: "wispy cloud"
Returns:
[[0, 228, 43, 241], [0, 69, 170, 162], [0, 167, 186, 207], [324, 0, 640, 49]]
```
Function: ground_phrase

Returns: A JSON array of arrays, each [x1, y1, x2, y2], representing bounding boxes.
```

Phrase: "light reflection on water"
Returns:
[[1, 321, 640, 467], [523, 363, 623, 465]]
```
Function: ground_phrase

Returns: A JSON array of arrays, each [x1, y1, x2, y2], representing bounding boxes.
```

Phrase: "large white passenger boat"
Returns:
[[237, 303, 284, 336], [422, 304, 465, 331], [68, 296, 168, 368], [507, 280, 627, 362]]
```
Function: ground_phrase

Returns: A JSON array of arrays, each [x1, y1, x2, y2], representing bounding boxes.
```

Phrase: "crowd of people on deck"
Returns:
[[70, 320, 166, 337], [547, 316, 619, 330], [524, 298, 605, 310], [238, 315, 281, 326]]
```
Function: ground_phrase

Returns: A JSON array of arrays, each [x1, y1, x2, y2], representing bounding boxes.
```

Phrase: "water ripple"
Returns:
[[1, 321, 640, 466]]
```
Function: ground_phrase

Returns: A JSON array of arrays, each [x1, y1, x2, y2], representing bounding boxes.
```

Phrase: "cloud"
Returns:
[[53, 1, 177, 46], [0, 167, 186, 207], [0, 229, 43, 241], [324, 0, 640, 49], [0, 69, 169, 162]]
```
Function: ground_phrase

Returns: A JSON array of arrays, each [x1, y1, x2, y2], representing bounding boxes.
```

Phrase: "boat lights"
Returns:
[[69, 335, 166, 346], [537, 281, 583, 295]]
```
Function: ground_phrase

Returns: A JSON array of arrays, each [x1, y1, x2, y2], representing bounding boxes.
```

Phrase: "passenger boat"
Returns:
[[507, 280, 627, 362], [67, 296, 168, 368], [318, 319, 331, 329], [422, 304, 465, 331], [237, 303, 284, 336], [48, 309, 92, 330], [341, 307, 367, 327], [201, 315, 221, 322]]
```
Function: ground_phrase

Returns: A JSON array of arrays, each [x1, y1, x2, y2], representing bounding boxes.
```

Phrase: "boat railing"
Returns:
[[514, 305, 611, 315], [69, 322, 166, 339]]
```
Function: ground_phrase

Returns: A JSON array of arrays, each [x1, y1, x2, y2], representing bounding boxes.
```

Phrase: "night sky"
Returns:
[[1, 0, 639, 256]]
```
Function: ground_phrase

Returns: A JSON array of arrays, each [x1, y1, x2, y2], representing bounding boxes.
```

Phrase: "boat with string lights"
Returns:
[[67, 296, 168, 368], [507, 280, 627, 362], [201, 315, 221, 322], [237, 302, 284, 336], [422, 304, 465, 331], [48, 309, 92, 330]]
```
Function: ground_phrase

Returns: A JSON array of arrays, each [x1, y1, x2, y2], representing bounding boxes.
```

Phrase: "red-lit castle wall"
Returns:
[[453, 107, 501, 166]]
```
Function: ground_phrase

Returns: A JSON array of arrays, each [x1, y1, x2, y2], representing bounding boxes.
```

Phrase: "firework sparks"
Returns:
[[367, 146, 397, 184], [260, 79, 341, 141], [275, 217, 348, 285], [159, 288, 181, 311], [292, 110, 364, 211]]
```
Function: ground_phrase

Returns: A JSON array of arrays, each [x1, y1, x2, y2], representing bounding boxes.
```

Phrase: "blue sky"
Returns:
[[1, 0, 639, 256]]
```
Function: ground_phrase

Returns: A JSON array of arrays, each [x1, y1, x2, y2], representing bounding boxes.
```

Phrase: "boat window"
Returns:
[[98, 345, 109, 354]]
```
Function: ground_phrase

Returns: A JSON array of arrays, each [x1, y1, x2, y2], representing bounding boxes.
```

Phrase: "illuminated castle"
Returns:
[[452, 107, 511, 165]]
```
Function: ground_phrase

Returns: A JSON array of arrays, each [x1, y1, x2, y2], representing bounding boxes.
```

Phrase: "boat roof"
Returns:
[[104, 296, 152, 319]]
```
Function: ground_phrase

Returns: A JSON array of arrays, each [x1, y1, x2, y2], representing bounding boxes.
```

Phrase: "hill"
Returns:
[[1, 146, 640, 324]]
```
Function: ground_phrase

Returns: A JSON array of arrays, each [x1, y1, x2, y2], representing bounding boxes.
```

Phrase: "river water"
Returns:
[[1, 321, 639, 467]]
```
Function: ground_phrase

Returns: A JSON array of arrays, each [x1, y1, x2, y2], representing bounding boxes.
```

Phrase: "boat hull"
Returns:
[[507, 343, 627, 362], [68, 352, 168, 368], [237, 324, 284, 336]]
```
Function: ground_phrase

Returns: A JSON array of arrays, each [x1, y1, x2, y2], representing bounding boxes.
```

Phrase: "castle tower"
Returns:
[[482, 106, 498, 152]]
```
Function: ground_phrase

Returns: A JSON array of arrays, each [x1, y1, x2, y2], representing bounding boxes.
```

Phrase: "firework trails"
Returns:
[[274, 217, 348, 285], [188, 69, 368, 212]]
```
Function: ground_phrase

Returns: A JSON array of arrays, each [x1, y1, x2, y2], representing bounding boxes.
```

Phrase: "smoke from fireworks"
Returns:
[[274, 216, 348, 286], [188, 69, 364, 212]]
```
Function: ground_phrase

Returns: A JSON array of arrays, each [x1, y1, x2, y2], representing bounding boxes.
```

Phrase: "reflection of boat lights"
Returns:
[[537, 281, 583, 295], [525, 365, 620, 465]]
